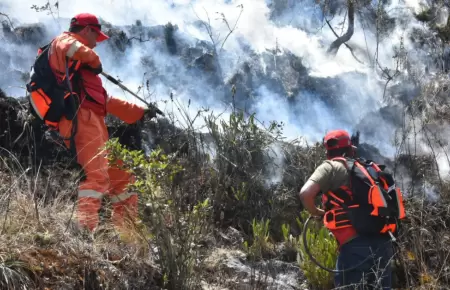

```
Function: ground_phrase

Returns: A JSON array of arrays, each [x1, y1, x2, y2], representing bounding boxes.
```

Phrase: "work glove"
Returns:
[[89, 63, 103, 75], [82, 63, 103, 75], [143, 106, 157, 120]]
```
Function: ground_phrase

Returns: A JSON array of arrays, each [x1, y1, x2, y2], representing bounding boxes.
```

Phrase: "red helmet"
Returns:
[[323, 129, 353, 150], [70, 13, 109, 42]]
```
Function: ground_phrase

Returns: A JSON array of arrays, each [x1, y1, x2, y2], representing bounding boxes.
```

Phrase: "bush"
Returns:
[[243, 218, 275, 261], [105, 138, 212, 290], [394, 192, 450, 289], [164, 22, 177, 54], [204, 110, 289, 234], [296, 210, 338, 290]]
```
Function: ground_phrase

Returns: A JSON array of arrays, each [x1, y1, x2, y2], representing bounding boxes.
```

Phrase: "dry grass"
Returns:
[[390, 71, 450, 289], [1, 112, 449, 290], [0, 167, 161, 290], [1, 75, 450, 290], [394, 189, 450, 289]]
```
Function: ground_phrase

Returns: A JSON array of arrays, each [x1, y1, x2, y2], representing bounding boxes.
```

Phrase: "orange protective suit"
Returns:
[[58, 98, 144, 232], [48, 28, 145, 232]]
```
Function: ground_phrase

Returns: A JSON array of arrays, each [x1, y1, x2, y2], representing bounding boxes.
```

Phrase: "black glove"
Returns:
[[89, 64, 103, 75], [82, 64, 103, 75], [143, 107, 157, 120]]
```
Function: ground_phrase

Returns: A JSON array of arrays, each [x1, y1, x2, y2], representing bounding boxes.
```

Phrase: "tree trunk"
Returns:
[[327, 0, 355, 56]]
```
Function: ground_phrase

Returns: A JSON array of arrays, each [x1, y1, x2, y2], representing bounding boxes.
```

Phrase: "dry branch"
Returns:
[[325, 18, 362, 64], [327, 0, 355, 56]]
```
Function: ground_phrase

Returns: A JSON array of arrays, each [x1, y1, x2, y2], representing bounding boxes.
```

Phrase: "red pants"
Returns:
[[59, 101, 143, 232]]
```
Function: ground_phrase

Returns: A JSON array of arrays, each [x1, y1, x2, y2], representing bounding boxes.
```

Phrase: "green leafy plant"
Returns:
[[231, 182, 247, 202], [281, 223, 300, 250], [205, 108, 285, 235], [279, 223, 301, 262], [244, 218, 274, 261], [296, 210, 338, 290], [105, 138, 212, 290]]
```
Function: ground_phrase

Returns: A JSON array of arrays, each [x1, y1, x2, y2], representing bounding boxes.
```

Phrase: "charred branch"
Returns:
[[325, 18, 362, 64], [327, 0, 355, 56]]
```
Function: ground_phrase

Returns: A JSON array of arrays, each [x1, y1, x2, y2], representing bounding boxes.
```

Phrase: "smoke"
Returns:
[[265, 142, 284, 186], [1, 0, 448, 182]]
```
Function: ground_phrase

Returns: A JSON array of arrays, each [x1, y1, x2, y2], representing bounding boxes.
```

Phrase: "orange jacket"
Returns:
[[106, 96, 146, 124], [48, 31, 145, 122], [48, 32, 101, 84], [77, 67, 145, 122], [78, 69, 108, 115]]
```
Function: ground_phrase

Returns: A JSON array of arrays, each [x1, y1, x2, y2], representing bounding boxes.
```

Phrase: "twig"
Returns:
[[32, 160, 43, 229], [191, 7, 217, 51], [0, 12, 14, 30], [421, 120, 443, 189], [219, 4, 244, 50], [325, 18, 363, 64], [127, 35, 152, 44]]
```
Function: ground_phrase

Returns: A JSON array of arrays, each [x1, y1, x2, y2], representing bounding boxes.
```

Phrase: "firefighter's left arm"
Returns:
[[299, 180, 325, 217], [106, 96, 145, 124]]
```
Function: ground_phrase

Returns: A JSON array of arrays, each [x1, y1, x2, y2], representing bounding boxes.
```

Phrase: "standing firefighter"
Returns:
[[299, 130, 405, 289], [27, 13, 157, 234]]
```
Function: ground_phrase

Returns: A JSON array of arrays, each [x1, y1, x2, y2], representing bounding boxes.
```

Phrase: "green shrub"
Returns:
[[243, 218, 275, 261], [204, 109, 285, 234], [281, 223, 299, 249], [280, 223, 301, 262], [296, 210, 338, 290], [105, 138, 212, 290]]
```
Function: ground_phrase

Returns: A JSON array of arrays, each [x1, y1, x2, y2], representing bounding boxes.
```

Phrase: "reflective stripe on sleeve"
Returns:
[[66, 41, 82, 58]]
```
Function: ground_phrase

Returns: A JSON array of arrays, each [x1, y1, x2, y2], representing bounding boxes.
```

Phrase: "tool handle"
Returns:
[[101, 72, 164, 116]]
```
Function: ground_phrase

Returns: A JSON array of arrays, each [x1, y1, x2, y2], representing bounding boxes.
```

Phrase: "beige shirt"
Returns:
[[308, 159, 350, 193]]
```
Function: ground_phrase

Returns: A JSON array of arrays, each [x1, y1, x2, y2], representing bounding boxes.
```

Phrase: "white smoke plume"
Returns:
[[1, 0, 448, 183]]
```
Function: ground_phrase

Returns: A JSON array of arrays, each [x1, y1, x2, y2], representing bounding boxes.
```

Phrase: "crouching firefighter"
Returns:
[[26, 13, 157, 234], [299, 129, 406, 289]]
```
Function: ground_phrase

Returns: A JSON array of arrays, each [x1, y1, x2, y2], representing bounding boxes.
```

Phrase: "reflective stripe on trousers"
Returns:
[[78, 189, 104, 199], [110, 192, 138, 204], [76, 189, 104, 232]]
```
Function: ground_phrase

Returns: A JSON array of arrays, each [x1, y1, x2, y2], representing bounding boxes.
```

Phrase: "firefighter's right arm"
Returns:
[[62, 38, 101, 69], [299, 161, 334, 217], [299, 180, 325, 217]]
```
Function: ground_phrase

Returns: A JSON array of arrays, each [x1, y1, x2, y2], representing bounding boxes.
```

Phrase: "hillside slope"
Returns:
[[1, 0, 450, 289]]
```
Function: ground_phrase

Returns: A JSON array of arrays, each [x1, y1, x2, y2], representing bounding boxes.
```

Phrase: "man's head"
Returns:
[[323, 129, 356, 159], [69, 13, 109, 48]]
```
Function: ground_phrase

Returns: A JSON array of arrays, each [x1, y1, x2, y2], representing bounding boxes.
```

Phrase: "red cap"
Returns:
[[323, 129, 353, 150], [70, 13, 109, 42]]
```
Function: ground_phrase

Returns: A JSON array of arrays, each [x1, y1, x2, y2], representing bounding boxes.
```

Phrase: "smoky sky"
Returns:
[[1, 0, 447, 179]]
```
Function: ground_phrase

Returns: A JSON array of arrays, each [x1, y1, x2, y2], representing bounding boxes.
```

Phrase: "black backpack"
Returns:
[[323, 157, 406, 236], [26, 41, 80, 127]]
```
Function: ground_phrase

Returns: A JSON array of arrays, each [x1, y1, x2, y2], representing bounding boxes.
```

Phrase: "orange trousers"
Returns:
[[59, 98, 144, 232]]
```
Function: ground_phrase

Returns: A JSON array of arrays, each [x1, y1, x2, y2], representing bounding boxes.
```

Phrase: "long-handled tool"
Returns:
[[302, 215, 398, 273], [101, 71, 164, 116], [302, 215, 370, 273]]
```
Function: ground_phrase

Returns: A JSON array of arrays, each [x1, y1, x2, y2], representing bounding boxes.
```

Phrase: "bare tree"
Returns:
[[191, 4, 244, 85], [0, 12, 14, 30]]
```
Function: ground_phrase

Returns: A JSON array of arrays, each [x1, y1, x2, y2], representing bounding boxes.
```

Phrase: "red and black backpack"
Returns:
[[322, 157, 406, 236]]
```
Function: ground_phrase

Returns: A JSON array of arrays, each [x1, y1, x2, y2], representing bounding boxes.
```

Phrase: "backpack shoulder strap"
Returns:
[[331, 156, 358, 173], [331, 156, 350, 169], [36, 40, 53, 56], [351, 158, 380, 187]]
